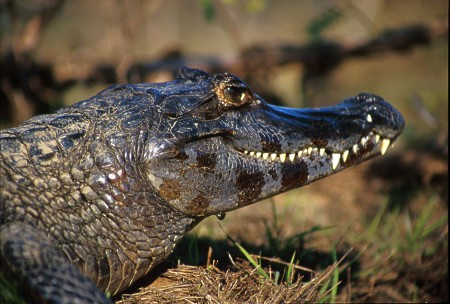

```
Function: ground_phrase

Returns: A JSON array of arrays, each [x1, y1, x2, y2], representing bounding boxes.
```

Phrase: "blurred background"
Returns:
[[1, 0, 448, 302]]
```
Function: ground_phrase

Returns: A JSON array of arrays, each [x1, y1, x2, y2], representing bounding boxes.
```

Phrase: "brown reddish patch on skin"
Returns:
[[186, 195, 210, 213], [174, 150, 189, 161], [107, 172, 120, 185], [107, 169, 133, 197], [261, 140, 282, 153], [117, 181, 130, 194], [159, 179, 181, 201], [281, 161, 308, 191], [236, 171, 265, 203], [312, 138, 328, 148], [197, 153, 217, 172], [111, 187, 125, 203], [268, 168, 278, 180]]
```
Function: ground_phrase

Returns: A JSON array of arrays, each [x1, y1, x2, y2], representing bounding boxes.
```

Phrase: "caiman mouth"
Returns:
[[237, 130, 396, 171], [228, 93, 405, 173]]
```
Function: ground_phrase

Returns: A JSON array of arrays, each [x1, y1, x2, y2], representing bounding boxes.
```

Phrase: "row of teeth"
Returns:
[[243, 133, 391, 170]]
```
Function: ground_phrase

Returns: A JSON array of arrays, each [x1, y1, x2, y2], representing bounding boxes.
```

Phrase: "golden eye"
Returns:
[[223, 86, 251, 105]]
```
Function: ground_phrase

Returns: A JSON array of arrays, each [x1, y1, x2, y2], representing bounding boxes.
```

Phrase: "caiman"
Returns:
[[0, 67, 404, 303]]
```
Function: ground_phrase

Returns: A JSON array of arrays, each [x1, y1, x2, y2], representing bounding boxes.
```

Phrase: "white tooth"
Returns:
[[244, 150, 248, 154], [297, 151, 303, 157], [331, 153, 340, 170], [391, 141, 396, 148], [380, 139, 390, 155], [312, 147, 318, 154], [319, 148, 325, 156], [366, 114, 372, 122], [280, 153, 286, 162], [289, 153, 295, 161], [263, 152, 269, 160], [361, 137, 367, 145], [256, 152, 261, 158], [375, 134, 380, 143], [352, 144, 358, 154], [303, 148, 308, 155], [342, 150, 349, 162], [249, 151, 255, 156], [271, 153, 277, 160], [307, 147, 313, 154]]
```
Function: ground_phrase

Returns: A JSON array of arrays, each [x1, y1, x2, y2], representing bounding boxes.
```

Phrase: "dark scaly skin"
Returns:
[[0, 67, 405, 303]]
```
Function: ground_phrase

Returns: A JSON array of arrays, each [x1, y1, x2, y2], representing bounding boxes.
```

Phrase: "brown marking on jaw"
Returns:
[[281, 161, 308, 191], [236, 171, 265, 203], [159, 179, 181, 201], [186, 195, 210, 213], [268, 168, 278, 180], [197, 153, 217, 172], [312, 138, 328, 148], [261, 140, 281, 153]]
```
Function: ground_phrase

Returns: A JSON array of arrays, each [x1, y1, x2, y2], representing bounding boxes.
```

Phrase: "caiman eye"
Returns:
[[222, 86, 252, 107]]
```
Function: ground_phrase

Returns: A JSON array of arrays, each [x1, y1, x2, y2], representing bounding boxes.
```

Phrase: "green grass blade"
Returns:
[[200, 0, 215, 22], [413, 196, 436, 240], [422, 215, 448, 238], [318, 247, 341, 303], [367, 198, 389, 237], [318, 278, 331, 303], [235, 242, 271, 281], [286, 251, 296, 285], [330, 248, 339, 303], [187, 234, 200, 265]]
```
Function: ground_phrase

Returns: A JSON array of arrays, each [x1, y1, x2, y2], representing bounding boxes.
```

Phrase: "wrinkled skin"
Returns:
[[0, 67, 404, 303]]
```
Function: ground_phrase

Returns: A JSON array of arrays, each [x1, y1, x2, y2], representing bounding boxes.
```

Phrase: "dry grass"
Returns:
[[118, 256, 342, 304]]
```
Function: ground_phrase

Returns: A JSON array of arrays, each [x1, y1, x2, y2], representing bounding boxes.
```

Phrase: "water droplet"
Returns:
[[216, 212, 226, 220]]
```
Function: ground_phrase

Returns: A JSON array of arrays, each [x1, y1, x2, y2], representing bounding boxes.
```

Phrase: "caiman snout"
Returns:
[[353, 92, 405, 138], [237, 92, 405, 158]]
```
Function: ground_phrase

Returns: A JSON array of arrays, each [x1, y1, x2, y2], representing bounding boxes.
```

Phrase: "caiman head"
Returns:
[[145, 67, 405, 217]]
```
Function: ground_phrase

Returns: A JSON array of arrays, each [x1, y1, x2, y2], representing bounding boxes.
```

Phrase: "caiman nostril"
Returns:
[[356, 93, 384, 103]]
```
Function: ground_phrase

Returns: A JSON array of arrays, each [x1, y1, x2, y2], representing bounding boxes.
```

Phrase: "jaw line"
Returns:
[[236, 130, 396, 172]]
